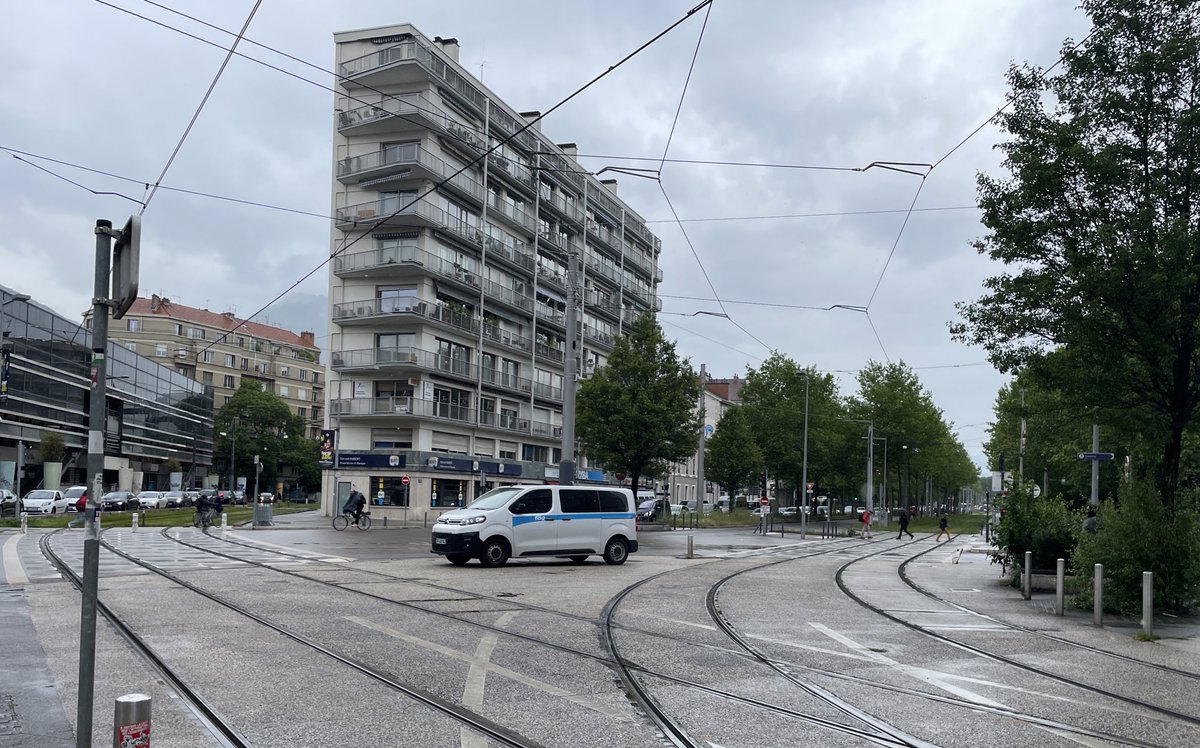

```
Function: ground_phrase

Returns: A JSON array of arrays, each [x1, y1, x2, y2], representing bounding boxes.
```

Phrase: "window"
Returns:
[[240, 358, 249, 371], [599, 490, 629, 513], [223, 354, 235, 368], [499, 441, 517, 460], [222, 396, 231, 405], [297, 388, 307, 401], [313, 372, 321, 386], [371, 476, 411, 506], [280, 366, 290, 378], [154, 343, 167, 356], [436, 339, 471, 376], [174, 324, 183, 336], [237, 337, 245, 348], [371, 428, 413, 449], [298, 407, 307, 419], [201, 371, 213, 384], [511, 489, 552, 515], [188, 327, 205, 340], [222, 375, 235, 388], [299, 369, 309, 382], [202, 351, 214, 363], [279, 385, 290, 398], [433, 386, 471, 421], [522, 444, 548, 462], [431, 478, 466, 508], [560, 489, 600, 513], [125, 342, 137, 352], [127, 319, 141, 332], [377, 284, 419, 313]]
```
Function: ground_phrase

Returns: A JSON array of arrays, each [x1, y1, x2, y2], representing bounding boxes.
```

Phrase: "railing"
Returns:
[[329, 347, 474, 379], [536, 305, 565, 327], [482, 324, 532, 354], [330, 396, 556, 437], [482, 277, 533, 312], [335, 198, 441, 228], [487, 192, 537, 232], [533, 381, 563, 401], [332, 242, 421, 274], [535, 342, 564, 362], [337, 91, 452, 132], [583, 326, 615, 348], [337, 143, 484, 201], [331, 298, 481, 339], [480, 367, 530, 394]]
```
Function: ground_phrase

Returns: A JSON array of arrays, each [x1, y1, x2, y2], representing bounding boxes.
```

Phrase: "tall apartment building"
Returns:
[[104, 296, 324, 438], [326, 24, 662, 517]]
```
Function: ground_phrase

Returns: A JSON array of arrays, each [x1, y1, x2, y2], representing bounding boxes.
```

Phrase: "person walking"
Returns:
[[860, 508, 873, 540], [935, 514, 951, 542], [896, 511, 914, 539]]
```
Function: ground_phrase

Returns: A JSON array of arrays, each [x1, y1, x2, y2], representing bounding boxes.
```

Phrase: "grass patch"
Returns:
[[0, 502, 312, 530], [1134, 631, 1161, 642]]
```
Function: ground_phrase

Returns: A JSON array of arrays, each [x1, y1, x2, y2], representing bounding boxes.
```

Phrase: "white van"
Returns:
[[431, 485, 638, 567]]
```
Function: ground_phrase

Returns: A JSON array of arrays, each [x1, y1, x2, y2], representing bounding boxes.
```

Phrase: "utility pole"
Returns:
[[866, 422, 874, 515], [1090, 423, 1099, 506], [800, 375, 809, 539], [694, 363, 706, 511], [559, 227, 581, 487], [1019, 387, 1026, 485]]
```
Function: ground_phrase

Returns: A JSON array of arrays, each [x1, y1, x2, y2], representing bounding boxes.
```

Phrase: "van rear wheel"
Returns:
[[603, 537, 628, 566], [479, 538, 510, 568], [446, 554, 471, 566]]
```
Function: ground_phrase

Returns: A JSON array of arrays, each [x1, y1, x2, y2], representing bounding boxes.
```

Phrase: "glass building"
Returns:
[[0, 285, 213, 495]]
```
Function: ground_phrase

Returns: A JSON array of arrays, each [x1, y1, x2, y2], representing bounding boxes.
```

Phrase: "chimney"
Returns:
[[600, 178, 618, 195], [519, 111, 542, 132], [557, 142, 577, 157], [150, 294, 162, 312], [433, 36, 460, 62], [300, 331, 316, 347]]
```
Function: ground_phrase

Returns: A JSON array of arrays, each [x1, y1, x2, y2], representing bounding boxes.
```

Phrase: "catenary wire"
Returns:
[[6, 153, 144, 206], [865, 174, 926, 309], [139, 0, 262, 214], [189, 0, 714, 355], [645, 205, 977, 224], [657, 0, 713, 174]]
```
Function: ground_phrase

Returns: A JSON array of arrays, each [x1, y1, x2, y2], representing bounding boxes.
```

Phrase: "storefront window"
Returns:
[[431, 478, 466, 507], [370, 476, 411, 506]]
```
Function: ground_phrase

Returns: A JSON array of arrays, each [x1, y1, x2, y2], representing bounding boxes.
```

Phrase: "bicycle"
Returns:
[[332, 511, 371, 531], [192, 508, 219, 529]]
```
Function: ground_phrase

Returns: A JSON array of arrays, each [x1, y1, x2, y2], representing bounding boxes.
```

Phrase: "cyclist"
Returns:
[[344, 486, 366, 524]]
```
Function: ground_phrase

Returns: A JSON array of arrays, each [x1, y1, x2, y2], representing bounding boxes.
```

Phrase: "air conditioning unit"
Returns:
[[553, 427, 563, 437]]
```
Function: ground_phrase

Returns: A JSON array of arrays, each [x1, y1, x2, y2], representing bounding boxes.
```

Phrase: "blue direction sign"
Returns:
[[1078, 452, 1115, 461]]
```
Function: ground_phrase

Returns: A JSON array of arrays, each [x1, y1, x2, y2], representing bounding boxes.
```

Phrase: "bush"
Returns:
[[163, 459, 182, 474], [1072, 484, 1200, 615], [38, 431, 65, 463], [993, 485, 1076, 573]]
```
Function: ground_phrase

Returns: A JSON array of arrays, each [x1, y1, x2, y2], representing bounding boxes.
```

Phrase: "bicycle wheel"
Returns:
[[332, 514, 349, 531], [356, 514, 371, 530], [192, 513, 202, 528]]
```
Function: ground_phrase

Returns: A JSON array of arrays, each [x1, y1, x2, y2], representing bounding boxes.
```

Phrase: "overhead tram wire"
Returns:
[[182, 0, 716, 356], [138, 0, 262, 214], [657, 0, 713, 173], [645, 205, 977, 224]]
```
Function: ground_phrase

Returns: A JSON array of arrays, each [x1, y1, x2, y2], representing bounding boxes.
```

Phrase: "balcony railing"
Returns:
[[487, 192, 537, 233], [337, 143, 484, 202], [337, 91, 453, 133], [583, 326, 615, 348], [533, 381, 563, 401], [330, 396, 556, 436], [535, 341, 564, 362], [330, 347, 475, 380], [335, 198, 441, 230], [482, 323, 533, 354]]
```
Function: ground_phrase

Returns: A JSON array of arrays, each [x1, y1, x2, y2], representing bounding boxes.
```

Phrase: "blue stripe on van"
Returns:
[[512, 513, 634, 526]]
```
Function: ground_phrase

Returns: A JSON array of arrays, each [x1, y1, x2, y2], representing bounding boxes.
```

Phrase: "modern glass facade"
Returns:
[[0, 285, 213, 494]]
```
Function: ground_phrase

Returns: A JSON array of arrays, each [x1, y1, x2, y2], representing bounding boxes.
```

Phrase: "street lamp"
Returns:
[[219, 430, 235, 495]]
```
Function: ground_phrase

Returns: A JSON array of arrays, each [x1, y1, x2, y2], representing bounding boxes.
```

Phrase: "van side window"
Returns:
[[598, 490, 628, 512], [560, 488, 599, 513], [511, 489, 552, 515]]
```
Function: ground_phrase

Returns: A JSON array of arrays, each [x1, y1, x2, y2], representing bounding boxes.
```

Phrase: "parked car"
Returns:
[[636, 499, 659, 522], [232, 490, 246, 505], [1, 489, 19, 516], [217, 489, 246, 505], [64, 486, 88, 513], [100, 491, 134, 511], [136, 491, 167, 510], [257, 492, 275, 504], [162, 491, 190, 508], [22, 489, 67, 514], [778, 506, 798, 518], [184, 489, 200, 505]]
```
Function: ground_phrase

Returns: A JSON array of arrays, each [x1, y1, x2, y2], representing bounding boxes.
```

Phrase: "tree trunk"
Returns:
[[629, 471, 641, 504], [1159, 422, 1184, 515]]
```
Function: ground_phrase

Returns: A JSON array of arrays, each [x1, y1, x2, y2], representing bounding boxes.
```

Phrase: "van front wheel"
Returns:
[[603, 537, 629, 566], [479, 538, 510, 568]]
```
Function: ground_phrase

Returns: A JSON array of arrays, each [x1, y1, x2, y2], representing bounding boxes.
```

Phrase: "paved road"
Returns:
[[2, 514, 1198, 747]]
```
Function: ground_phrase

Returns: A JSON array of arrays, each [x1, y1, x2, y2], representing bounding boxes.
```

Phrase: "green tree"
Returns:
[[215, 380, 314, 491], [705, 406, 763, 498], [576, 314, 701, 494], [38, 431, 65, 463], [952, 0, 1200, 510]]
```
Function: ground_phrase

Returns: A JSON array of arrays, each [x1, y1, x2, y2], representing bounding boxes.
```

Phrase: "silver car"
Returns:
[[162, 491, 190, 508], [22, 489, 67, 514], [136, 491, 167, 510]]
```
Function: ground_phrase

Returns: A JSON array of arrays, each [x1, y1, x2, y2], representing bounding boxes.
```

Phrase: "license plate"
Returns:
[[434, 538, 447, 545]]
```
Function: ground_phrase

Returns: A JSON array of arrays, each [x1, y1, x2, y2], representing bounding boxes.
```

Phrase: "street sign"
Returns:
[[703, 424, 714, 438], [110, 215, 140, 320], [759, 497, 770, 507], [401, 474, 410, 486], [1078, 452, 1115, 461]]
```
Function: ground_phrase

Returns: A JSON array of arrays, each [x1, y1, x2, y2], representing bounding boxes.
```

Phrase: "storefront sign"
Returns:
[[337, 453, 406, 469]]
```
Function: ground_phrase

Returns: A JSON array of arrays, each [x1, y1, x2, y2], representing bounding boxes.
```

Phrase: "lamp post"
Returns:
[[800, 375, 809, 539], [220, 430, 235, 495]]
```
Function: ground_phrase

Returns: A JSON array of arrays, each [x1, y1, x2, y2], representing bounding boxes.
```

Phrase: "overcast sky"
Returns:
[[0, 1, 1093, 470]]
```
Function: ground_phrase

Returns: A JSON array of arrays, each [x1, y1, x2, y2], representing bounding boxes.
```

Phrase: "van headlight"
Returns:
[[465, 515, 485, 524]]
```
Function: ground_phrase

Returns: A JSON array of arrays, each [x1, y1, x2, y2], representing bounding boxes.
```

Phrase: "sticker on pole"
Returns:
[[118, 719, 150, 747]]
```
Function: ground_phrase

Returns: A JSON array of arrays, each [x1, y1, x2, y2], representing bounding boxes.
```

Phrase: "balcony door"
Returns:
[[377, 285, 417, 314]]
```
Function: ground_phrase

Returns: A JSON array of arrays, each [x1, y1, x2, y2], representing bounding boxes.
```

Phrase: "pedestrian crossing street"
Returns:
[[2, 527, 349, 586]]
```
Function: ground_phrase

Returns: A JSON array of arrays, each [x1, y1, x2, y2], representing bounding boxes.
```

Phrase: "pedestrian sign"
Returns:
[[1077, 452, 1114, 461]]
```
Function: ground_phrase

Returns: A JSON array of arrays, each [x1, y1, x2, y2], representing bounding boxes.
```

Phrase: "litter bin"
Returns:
[[253, 494, 273, 526]]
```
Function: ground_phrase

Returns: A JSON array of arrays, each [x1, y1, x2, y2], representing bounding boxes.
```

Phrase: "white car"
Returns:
[[22, 489, 67, 514], [136, 491, 168, 510]]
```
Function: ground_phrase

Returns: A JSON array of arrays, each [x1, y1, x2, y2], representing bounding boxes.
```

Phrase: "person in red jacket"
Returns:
[[860, 508, 873, 540]]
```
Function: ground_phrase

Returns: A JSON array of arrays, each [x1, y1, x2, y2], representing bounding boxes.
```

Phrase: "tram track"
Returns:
[[834, 538, 1200, 730]]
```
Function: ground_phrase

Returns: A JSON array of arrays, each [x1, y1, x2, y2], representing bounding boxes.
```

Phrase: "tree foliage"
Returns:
[[576, 314, 701, 493], [215, 379, 316, 490], [952, 0, 1200, 509], [38, 431, 65, 463], [704, 406, 763, 497], [993, 485, 1078, 573]]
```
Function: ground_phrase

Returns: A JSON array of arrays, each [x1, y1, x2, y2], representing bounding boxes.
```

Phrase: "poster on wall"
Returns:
[[353, 380, 368, 399], [318, 429, 336, 468]]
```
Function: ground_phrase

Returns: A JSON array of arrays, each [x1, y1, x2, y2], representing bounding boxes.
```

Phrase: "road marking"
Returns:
[[460, 611, 516, 748], [809, 622, 1009, 708], [646, 616, 717, 632], [345, 615, 631, 721], [2, 534, 29, 585], [223, 531, 352, 562]]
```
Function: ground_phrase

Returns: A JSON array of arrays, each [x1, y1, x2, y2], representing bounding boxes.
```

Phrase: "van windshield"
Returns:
[[469, 487, 525, 510]]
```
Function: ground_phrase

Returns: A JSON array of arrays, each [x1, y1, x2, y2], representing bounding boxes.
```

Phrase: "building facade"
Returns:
[[105, 295, 324, 439], [1, 286, 213, 495], [325, 24, 662, 517], [664, 382, 735, 507]]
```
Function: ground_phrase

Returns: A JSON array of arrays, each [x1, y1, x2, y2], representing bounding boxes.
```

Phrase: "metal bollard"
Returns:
[[383, 516, 387, 528], [19, 512, 27, 534], [1094, 564, 1104, 627], [1023, 551, 1032, 600], [131, 512, 138, 532], [112, 693, 151, 747], [221, 512, 228, 530], [1142, 571, 1154, 637], [686, 534, 694, 559], [1055, 558, 1065, 616]]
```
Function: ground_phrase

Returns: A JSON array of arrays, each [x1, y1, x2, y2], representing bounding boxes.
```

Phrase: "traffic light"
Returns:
[[759, 472, 767, 495]]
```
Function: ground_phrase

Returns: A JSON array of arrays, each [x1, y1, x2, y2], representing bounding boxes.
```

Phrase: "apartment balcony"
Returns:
[[583, 326, 615, 349], [481, 230, 537, 274], [339, 40, 441, 91], [533, 381, 563, 402], [535, 305, 566, 330], [535, 264, 567, 292], [487, 192, 537, 234], [535, 341, 564, 363], [332, 242, 422, 278], [332, 298, 480, 341], [542, 191, 584, 223], [336, 143, 484, 205], [487, 153, 535, 194], [481, 276, 533, 314], [335, 198, 441, 231], [482, 324, 533, 356], [331, 395, 474, 425], [329, 347, 475, 384], [336, 91, 453, 137], [480, 366, 532, 397]]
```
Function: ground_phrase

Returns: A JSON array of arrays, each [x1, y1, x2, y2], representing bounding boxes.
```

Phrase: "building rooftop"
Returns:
[[125, 295, 318, 351]]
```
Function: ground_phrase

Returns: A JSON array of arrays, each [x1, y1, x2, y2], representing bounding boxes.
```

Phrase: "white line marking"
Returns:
[[224, 531, 352, 562], [345, 615, 631, 721], [460, 611, 516, 748], [2, 534, 28, 585]]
